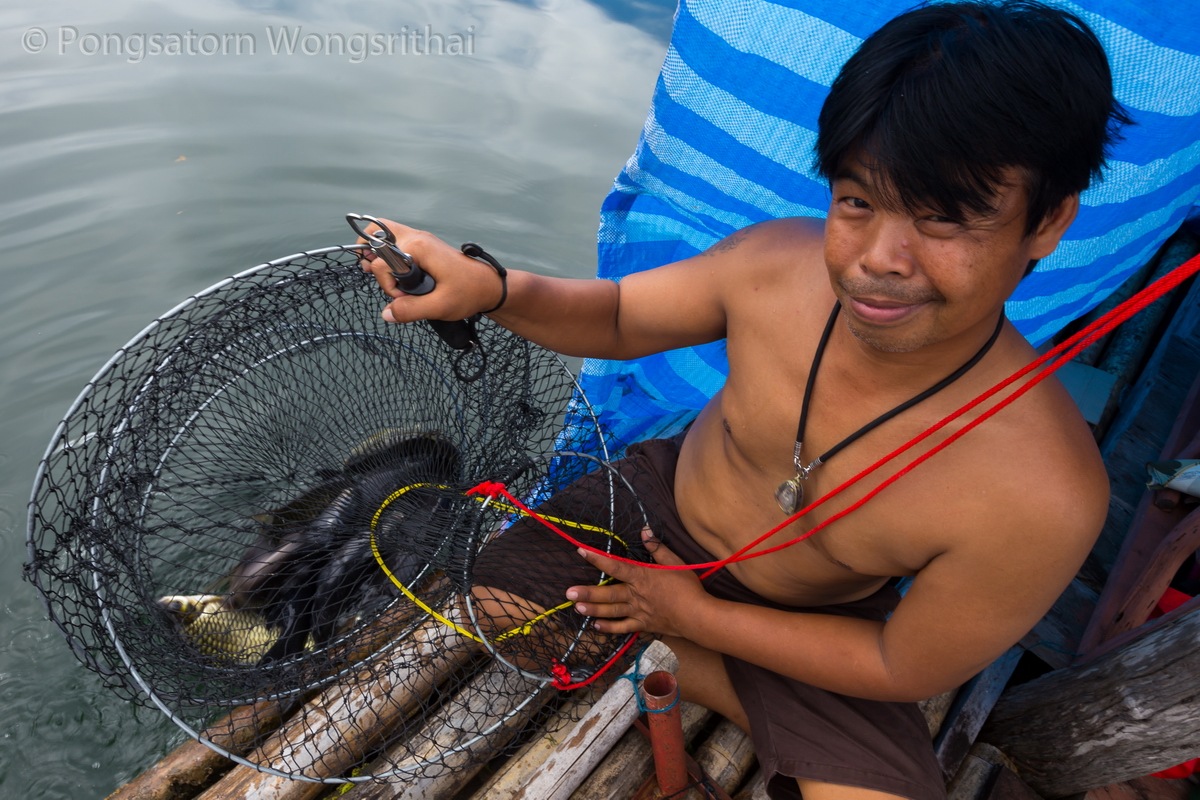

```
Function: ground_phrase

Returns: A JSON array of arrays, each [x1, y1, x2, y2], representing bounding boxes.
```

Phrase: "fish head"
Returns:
[[156, 593, 226, 627]]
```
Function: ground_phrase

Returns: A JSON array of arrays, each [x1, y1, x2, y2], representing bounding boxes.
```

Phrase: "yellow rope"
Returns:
[[368, 526, 484, 642], [368, 482, 624, 643], [371, 482, 627, 546], [370, 482, 443, 531]]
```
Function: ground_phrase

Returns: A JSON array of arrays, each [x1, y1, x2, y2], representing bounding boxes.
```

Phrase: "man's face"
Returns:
[[822, 161, 1070, 357]]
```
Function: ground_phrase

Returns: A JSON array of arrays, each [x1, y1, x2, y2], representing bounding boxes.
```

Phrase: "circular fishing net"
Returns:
[[25, 245, 655, 784]]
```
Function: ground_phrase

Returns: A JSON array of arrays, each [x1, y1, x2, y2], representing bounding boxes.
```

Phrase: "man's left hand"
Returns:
[[566, 528, 707, 637]]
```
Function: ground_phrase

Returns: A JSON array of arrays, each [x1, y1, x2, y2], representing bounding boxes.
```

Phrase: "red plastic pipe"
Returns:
[[641, 670, 688, 796]]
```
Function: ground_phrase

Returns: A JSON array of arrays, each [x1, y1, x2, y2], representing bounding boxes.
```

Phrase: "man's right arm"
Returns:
[[360, 218, 743, 360]]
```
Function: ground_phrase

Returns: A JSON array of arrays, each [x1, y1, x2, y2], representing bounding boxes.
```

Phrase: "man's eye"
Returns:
[[840, 197, 870, 210], [918, 215, 962, 234]]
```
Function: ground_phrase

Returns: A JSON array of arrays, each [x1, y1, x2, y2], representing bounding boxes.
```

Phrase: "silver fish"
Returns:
[[156, 594, 312, 665]]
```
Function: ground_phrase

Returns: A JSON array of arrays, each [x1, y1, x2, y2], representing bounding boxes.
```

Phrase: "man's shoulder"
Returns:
[[941, 377, 1109, 556], [705, 217, 830, 310], [704, 217, 823, 263], [740, 216, 825, 251]]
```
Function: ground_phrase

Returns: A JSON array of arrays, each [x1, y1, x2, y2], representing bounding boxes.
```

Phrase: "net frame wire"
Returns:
[[25, 244, 643, 783]]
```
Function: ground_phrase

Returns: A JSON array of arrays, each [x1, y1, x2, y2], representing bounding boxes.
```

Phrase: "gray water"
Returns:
[[0, 1, 672, 794]]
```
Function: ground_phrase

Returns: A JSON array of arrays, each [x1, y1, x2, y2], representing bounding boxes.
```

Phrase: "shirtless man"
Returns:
[[361, 2, 1127, 797]]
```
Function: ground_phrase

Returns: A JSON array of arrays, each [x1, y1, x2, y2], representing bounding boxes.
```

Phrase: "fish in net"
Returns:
[[24, 244, 658, 785]]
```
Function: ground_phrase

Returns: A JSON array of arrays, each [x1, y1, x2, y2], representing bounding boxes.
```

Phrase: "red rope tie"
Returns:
[[467, 480, 508, 499], [549, 633, 642, 691], [549, 659, 574, 689]]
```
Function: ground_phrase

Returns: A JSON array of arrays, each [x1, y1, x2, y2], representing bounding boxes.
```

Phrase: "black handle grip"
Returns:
[[346, 214, 479, 353], [374, 241, 437, 296], [380, 245, 477, 351], [428, 318, 479, 351]]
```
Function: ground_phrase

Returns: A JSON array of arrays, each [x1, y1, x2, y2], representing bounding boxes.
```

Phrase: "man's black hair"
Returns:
[[815, 0, 1133, 237]]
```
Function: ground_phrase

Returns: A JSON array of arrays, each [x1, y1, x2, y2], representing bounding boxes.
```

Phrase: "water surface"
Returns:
[[0, 0, 672, 794]]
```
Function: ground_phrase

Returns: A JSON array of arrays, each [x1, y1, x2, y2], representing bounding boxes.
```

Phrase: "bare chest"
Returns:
[[675, 395, 969, 606]]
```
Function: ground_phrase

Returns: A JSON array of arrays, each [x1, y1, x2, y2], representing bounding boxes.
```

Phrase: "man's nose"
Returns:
[[859, 216, 916, 278]]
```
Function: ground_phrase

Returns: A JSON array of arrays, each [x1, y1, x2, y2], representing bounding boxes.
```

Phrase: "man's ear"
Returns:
[[1029, 194, 1080, 260]]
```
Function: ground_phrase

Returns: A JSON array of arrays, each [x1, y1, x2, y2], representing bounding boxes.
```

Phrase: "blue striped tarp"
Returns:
[[567, 0, 1200, 451]]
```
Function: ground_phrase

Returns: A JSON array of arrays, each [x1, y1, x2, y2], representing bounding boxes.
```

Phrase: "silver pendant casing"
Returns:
[[775, 475, 803, 515]]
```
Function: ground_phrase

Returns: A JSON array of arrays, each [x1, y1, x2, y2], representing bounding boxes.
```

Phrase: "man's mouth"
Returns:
[[846, 295, 929, 324]]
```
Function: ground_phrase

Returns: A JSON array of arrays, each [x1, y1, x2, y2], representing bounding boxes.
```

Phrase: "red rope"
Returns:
[[708, 250, 1199, 573], [549, 633, 642, 690], [472, 252, 1200, 572], [467, 251, 1200, 685]]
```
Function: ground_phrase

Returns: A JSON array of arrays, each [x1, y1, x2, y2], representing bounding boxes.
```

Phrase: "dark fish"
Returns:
[[342, 429, 461, 479], [218, 431, 462, 663]]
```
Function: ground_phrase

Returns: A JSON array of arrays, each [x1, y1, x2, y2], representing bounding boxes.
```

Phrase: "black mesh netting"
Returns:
[[24, 245, 656, 783]]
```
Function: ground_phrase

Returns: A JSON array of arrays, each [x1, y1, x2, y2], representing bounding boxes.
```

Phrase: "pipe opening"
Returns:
[[641, 670, 678, 704]]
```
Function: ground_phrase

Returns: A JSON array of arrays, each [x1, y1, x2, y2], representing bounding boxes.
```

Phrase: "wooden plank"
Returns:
[[981, 605, 1200, 797], [732, 770, 770, 800], [1092, 256, 1200, 580], [946, 743, 1021, 800], [945, 753, 996, 800], [690, 719, 757, 796], [1085, 506, 1200, 662], [463, 688, 604, 800], [340, 664, 555, 800], [933, 648, 1023, 780], [1019, 578, 1099, 669], [1079, 368, 1200, 655], [195, 618, 476, 800], [986, 764, 1043, 800], [918, 689, 959, 739], [570, 701, 712, 800], [513, 640, 679, 800]]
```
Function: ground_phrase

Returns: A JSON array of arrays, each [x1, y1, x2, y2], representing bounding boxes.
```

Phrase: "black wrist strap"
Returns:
[[461, 242, 508, 315]]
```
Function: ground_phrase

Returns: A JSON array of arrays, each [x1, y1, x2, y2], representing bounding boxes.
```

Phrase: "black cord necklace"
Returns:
[[774, 302, 1006, 514]]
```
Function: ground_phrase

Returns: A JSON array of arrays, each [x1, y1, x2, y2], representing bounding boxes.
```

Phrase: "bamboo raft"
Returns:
[[108, 230, 1200, 800]]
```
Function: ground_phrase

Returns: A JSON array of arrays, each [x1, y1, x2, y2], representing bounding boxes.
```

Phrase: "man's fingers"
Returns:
[[565, 580, 625, 605], [573, 599, 635, 620], [589, 617, 642, 635], [642, 527, 685, 566], [576, 545, 628, 578]]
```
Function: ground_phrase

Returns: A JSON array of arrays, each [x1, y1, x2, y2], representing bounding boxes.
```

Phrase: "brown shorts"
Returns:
[[473, 436, 945, 800]]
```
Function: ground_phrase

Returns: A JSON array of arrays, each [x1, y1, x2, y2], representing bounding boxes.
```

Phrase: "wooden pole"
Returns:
[[513, 640, 679, 800], [195, 615, 475, 800], [104, 699, 292, 800], [690, 718, 756, 795], [462, 688, 602, 800], [339, 664, 555, 800], [106, 599, 427, 800], [981, 604, 1200, 797], [1084, 505, 1200, 662]]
